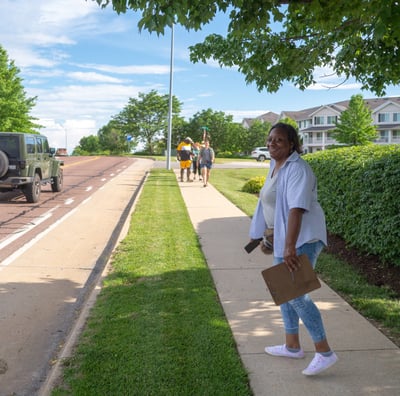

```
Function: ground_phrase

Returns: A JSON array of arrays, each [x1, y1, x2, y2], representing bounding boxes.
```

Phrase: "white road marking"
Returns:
[[0, 197, 92, 269], [0, 206, 58, 250]]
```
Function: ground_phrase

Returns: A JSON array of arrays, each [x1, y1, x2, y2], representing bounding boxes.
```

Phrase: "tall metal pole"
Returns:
[[166, 23, 174, 170]]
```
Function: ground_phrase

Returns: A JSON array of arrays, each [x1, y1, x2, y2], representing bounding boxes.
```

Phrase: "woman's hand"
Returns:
[[283, 246, 301, 272]]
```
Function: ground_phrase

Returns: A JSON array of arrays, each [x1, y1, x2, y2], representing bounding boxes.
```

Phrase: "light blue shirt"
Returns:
[[249, 151, 327, 257]]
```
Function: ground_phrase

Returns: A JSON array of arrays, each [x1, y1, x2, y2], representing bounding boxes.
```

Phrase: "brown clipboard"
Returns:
[[261, 254, 321, 305]]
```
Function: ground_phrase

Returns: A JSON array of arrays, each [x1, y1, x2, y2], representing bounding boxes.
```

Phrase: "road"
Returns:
[[0, 156, 154, 396]]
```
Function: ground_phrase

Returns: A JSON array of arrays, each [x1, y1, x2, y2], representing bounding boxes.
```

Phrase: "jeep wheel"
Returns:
[[257, 155, 266, 161], [24, 173, 41, 203], [51, 168, 63, 192], [0, 150, 9, 177]]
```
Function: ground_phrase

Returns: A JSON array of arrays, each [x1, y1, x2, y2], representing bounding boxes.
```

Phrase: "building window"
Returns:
[[327, 115, 338, 124], [376, 130, 389, 143], [393, 113, 400, 122], [378, 113, 390, 122], [393, 130, 400, 142], [314, 116, 324, 125]]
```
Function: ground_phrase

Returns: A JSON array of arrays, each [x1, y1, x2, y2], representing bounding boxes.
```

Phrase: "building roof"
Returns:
[[247, 97, 400, 125], [257, 111, 280, 124]]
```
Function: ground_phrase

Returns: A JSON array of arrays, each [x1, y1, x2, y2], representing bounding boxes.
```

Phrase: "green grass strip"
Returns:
[[53, 169, 252, 396]]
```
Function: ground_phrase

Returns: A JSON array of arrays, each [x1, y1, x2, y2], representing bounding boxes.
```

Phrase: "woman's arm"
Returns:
[[284, 207, 305, 271]]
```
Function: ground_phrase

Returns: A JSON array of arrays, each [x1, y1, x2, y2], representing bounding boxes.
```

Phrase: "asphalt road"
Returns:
[[0, 156, 154, 396]]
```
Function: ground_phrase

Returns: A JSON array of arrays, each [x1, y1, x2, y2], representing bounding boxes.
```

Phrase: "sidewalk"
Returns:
[[175, 172, 400, 396]]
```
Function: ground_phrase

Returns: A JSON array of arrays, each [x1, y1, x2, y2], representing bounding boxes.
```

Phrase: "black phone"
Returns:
[[244, 238, 262, 254]]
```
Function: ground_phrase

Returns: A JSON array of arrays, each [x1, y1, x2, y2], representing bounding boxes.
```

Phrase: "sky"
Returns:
[[1, 0, 399, 153]]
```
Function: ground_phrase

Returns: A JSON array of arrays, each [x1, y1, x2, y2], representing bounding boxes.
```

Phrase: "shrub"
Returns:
[[305, 145, 400, 267], [242, 176, 265, 194], [218, 150, 233, 158]]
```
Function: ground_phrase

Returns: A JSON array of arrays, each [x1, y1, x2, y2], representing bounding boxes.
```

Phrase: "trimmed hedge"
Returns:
[[305, 145, 400, 267]]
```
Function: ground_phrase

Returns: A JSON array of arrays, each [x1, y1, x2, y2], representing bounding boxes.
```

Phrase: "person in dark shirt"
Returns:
[[177, 137, 194, 182]]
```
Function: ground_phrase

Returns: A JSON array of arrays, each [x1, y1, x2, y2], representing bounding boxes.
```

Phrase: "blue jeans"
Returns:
[[273, 240, 326, 343]]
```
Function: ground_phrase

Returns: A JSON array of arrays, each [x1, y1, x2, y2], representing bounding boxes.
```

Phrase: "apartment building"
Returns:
[[243, 97, 400, 153]]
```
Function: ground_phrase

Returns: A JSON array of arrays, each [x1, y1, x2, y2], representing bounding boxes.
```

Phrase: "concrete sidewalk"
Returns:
[[176, 173, 400, 396]]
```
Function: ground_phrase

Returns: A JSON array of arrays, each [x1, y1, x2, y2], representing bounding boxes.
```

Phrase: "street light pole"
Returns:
[[166, 23, 174, 170]]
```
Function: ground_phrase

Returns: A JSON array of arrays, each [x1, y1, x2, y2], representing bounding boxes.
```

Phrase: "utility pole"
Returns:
[[166, 24, 174, 170]]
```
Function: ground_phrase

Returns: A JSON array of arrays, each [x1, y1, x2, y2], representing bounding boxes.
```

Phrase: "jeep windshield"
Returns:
[[0, 135, 20, 158]]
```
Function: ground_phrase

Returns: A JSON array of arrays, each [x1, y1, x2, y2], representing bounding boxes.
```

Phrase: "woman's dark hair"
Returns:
[[268, 122, 303, 154]]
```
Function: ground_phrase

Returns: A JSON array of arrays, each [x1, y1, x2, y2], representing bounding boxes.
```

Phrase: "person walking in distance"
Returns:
[[177, 137, 194, 182], [249, 122, 338, 376], [192, 142, 201, 181], [198, 140, 215, 187]]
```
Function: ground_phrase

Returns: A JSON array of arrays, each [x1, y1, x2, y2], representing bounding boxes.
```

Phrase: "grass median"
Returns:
[[53, 169, 251, 396]]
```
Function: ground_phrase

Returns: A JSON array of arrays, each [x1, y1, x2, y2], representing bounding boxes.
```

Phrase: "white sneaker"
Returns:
[[264, 344, 305, 359], [302, 352, 338, 376]]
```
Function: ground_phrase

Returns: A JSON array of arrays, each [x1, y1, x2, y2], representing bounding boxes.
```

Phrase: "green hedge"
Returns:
[[304, 145, 400, 267]]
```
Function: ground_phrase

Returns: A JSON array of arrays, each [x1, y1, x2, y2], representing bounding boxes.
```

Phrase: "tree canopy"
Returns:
[[333, 94, 378, 146], [0, 45, 41, 133], [94, 0, 400, 95], [114, 90, 182, 154], [72, 89, 271, 155], [184, 108, 234, 153]]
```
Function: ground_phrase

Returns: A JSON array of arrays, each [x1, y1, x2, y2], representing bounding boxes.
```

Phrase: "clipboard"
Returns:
[[261, 254, 321, 305]]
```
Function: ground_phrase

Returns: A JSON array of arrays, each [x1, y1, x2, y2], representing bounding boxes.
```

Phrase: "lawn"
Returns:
[[52, 169, 252, 396]]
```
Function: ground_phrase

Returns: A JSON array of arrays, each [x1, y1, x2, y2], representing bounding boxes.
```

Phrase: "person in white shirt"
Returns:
[[249, 122, 338, 376]]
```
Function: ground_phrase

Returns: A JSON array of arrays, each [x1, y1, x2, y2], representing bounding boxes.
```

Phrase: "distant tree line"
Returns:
[[73, 89, 272, 156]]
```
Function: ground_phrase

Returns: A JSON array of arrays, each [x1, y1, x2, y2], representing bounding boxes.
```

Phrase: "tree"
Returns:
[[333, 94, 377, 146], [185, 109, 235, 153], [98, 120, 131, 154], [0, 45, 41, 133], [244, 120, 271, 153], [114, 90, 181, 154], [74, 135, 101, 154], [225, 122, 247, 154], [94, 1, 400, 96], [279, 117, 298, 131]]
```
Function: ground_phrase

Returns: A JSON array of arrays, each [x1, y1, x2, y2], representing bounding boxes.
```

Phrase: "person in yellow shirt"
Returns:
[[177, 137, 194, 182]]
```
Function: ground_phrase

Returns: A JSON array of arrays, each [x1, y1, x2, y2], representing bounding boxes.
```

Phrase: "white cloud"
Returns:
[[307, 82, 362, 91], [30, 83, 157, 120], [39, 118, 97, 154], [6, 48, 58, 68], [78, 63, 183, 75], [28, 81, 165, 153], [309, 65, 363, 90], [67, 72, 124, 83]]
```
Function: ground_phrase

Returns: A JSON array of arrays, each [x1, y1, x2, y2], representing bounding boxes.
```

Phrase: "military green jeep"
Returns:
[[0, 132, 64, 203]]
